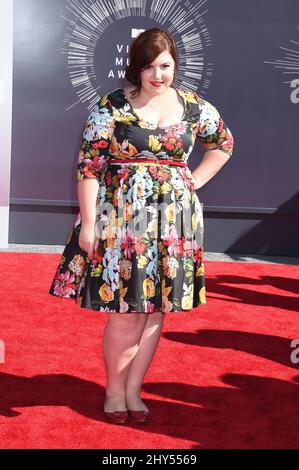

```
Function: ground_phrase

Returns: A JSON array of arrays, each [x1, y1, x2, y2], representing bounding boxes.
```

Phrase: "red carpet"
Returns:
[[0, 252, 298, 449]]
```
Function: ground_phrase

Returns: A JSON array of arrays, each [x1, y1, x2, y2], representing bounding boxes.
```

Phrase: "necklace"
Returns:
[[130, 87, 172, 111]]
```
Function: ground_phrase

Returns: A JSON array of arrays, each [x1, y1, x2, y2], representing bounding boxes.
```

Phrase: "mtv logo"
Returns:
[[131, 29, 145, 38]]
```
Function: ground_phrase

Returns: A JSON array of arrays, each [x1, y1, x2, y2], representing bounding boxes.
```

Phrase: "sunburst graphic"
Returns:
[[61, 0, 213, 111], [264, 26, 299, 87]]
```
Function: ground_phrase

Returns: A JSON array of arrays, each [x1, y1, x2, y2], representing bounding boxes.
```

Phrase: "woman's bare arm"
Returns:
[[191, 149, 231, 190], [77, 178, 99, 227]]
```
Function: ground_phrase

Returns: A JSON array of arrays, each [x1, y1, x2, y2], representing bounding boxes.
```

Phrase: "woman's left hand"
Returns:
[[185, 169, 199, 191], [190, 173, 199, 190]]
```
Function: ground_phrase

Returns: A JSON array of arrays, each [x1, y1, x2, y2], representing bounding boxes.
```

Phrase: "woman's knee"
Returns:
[[146, 311, 165, 326], [108, 312, 148, 329]]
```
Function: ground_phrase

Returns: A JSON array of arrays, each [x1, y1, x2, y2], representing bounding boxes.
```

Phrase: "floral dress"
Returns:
[[48, 87, 234, 313]]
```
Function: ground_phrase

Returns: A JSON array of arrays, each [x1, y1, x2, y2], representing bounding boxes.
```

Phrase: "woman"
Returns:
[[49, 28, 234, 425]]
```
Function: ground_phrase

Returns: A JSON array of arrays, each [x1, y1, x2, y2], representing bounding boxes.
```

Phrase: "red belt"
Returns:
[[108, 158, 187, 167]]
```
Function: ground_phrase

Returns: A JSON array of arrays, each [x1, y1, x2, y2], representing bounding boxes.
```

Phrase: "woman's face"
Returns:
[[139, 50, 175, 95]]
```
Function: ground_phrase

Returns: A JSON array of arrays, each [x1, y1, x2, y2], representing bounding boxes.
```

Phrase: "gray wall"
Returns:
[[10, 0, 299, 255]]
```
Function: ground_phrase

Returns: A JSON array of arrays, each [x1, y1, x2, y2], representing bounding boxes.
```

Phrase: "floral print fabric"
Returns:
[[49, 87, 234, 313]]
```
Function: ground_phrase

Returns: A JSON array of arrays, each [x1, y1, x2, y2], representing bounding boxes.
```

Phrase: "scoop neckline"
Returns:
[[119, 86, 187, 129]]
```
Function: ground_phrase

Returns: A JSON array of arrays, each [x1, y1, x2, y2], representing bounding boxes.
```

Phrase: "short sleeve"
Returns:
[[193, 92, 234, 157], [77, 93, 115, 182]]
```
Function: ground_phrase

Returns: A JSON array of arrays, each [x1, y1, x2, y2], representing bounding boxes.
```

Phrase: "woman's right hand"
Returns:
[[78, 223, 99, 261]]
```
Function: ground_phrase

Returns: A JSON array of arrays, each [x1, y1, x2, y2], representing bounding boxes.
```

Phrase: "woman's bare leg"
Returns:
[[125, 311, 165, 411], [102, 312, 148, 412]]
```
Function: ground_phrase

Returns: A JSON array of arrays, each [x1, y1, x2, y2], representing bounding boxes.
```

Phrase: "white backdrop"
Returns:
[[0, 0, 13, 247]]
